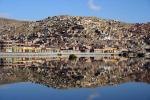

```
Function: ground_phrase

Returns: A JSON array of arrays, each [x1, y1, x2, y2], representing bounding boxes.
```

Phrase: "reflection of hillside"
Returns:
[[0, 57, 149, 89], [0, 56, 127, 67]]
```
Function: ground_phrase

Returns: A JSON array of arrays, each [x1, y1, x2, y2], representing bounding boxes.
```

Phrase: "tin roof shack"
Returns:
[[94, 48, 119, 53], [79, 45, 91, 53]]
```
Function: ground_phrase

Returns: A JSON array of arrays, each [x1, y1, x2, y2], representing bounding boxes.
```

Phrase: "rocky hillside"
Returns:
[[0, 15, 150, 52], [0, 18, 29, 35]]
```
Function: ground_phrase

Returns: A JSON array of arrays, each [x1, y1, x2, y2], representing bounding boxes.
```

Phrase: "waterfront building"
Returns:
[[94, 48, 119, 53]]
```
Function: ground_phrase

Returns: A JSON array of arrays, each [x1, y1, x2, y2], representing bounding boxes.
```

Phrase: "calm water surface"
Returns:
[[0, 57, 150, 100], [0, 82, 150, 100]]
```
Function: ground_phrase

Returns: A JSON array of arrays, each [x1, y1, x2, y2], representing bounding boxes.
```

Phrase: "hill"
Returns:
[[0, 15, 150, 52]]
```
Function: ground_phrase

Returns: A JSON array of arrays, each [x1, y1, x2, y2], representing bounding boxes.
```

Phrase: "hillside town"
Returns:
[[0, 16, 150, 55]]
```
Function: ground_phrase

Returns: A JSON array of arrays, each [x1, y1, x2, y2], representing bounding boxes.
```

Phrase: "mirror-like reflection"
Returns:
[[0, 56, 149, 89], [0, 82, 150, 100]]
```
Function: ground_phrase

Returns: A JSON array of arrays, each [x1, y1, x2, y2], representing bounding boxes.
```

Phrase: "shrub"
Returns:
[[122, 52, 129, 57], [69, 54, 77, 60], [137, 53, 145, 58], [57, 53, 62, 56]]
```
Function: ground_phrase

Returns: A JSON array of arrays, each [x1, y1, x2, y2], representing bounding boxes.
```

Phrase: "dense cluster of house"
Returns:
[[0, 40, 125, 54], [0, 15, 149, 54]]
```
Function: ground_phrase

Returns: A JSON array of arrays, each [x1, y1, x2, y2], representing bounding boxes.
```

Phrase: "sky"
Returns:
[[0, 0, 150, 23]]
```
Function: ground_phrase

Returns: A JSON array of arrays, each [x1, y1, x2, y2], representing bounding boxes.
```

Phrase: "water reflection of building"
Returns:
[[0, 57, 67, 67], [0, 56, 129, 68], [0, 57, 149, 89]]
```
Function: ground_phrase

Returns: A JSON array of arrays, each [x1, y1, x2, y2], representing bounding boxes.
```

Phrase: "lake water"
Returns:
[[0, 57, 150, 100], [0, 82, 150, 100]]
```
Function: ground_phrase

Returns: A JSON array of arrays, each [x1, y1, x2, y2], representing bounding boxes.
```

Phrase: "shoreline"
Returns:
[[0, 52, 119, 57]]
